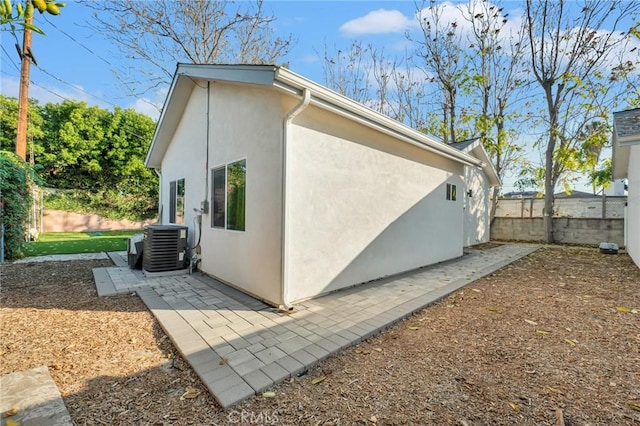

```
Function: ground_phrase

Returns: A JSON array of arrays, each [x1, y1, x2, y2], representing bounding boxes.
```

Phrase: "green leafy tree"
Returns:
[[37, 100, 110, 189], [1, 0, 65, 36], [525, 0, 639, 242], [0, 151, 33, 259]]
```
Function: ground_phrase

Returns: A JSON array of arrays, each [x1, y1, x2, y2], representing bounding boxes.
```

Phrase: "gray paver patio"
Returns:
[[94, 243, 539, 408]]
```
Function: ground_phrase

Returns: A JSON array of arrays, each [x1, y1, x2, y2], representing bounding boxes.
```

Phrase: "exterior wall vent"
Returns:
[[143, 224, 189, 273]]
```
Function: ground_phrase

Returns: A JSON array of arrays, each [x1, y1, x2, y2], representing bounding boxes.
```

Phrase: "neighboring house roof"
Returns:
[[146, 64, 487, 171], [612, 108, 640, 180], [450, 138, 501, 187], [502, 190, 598, 199], [501, 191, 541, 199], [554, 190, 598, 198]]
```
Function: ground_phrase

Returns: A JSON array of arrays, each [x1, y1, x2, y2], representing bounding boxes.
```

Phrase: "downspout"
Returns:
[[154, 168, 162, 224], [280, 88, 310, 311]]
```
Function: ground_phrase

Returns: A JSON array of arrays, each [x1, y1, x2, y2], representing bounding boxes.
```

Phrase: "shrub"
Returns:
[[0, 151, 32, 260], [44, 188, 158, 222]]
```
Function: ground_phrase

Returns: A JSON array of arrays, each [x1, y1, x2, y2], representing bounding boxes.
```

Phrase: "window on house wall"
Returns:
[[226, 160, 246, 231], [211, 159, 246, 231], [212, 167, 226, 228], [446, 183, 457, 201], [169, 178, 185, 223]]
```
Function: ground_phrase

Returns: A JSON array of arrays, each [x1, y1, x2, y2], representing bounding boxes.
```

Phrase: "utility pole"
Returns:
[[16, 15, 33, 162]]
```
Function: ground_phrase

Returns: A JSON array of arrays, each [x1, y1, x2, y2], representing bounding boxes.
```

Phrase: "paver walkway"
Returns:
[[93, 243, 540, 408], [0, 366, 73, 426]]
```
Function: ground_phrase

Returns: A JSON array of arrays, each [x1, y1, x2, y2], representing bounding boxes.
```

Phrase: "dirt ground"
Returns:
[[1, 245, 639, 425]]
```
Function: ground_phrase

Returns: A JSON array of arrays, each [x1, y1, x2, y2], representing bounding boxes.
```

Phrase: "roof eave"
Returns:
[[274, 68, 484, 169]]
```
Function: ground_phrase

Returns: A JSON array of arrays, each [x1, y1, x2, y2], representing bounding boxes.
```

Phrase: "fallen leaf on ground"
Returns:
[[179, 386, 199, 400], [536, 330, 550, 335], [627, 402, 640, 412], [616, 307, 631, 313], [311, 376, 325, 385], [524, 319, 538, 326], [374, 348, 382, 352], [564, 339, 576, 346], [262, 391, 276, 398], [487, 307, 498, 312], [507, 401, 519, 412], [219, 358, 227, 365], [5, 406, 18, 416], [6, 419, 19, 426], [408, 326, 419, 331]]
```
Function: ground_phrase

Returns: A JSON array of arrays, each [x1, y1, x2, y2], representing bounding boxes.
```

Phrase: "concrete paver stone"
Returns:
[[86, 244, 539, 408]]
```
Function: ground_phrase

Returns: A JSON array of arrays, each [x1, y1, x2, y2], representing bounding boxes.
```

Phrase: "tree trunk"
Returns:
[[543, 136, 555, 243], [490, 185, 499, 223]]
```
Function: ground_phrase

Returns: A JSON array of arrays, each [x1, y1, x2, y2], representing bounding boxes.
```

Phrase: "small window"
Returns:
[[211, 159, 246, 231], [446, 183, 457, 201], [169, 178, 185, 223], [226, 160, 246, 231], [212, 167, 226, 228]]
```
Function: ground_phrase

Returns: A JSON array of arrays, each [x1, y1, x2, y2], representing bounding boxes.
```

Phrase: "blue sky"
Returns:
[[1, 1, 637, 192], [1, 1, 425, 118]]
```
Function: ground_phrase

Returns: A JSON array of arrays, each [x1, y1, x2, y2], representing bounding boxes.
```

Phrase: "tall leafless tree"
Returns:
[[412, 0, 470, 144], [88, 0, 293, 99], [461, 0, 529, 220]]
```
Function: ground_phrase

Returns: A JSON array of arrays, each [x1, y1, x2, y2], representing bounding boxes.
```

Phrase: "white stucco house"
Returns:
[[145, 64, 500, 308], [451, 139, 500, 246], [612, 108, 640, 268]]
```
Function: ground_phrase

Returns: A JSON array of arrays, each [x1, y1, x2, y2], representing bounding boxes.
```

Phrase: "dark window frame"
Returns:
[[169, 178, 185, 223], [211, 159, 246, 231]]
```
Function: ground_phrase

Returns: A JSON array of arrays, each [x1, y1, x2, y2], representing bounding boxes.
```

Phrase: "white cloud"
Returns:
[[129, 98, 161, 121], [128, 86, 168, 121], [340, 9, 415, 36]]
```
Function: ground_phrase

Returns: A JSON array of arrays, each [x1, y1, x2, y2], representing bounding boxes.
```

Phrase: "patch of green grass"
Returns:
[[23, 231, 143, 257]]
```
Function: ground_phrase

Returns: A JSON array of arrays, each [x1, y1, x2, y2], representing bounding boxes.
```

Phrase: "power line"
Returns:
[[1, 45, 21, 72], [43, 15, 113, 67], [1, 70, 152, 143], [35, 64, 118, 108]]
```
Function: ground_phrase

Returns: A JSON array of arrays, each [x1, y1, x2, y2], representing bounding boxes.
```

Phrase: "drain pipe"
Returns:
[[280, 88, 310, 311], [154, 168, 162, 224]]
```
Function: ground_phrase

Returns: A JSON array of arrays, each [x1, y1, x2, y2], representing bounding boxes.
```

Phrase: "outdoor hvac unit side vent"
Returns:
[[143, 225, 188, 273]]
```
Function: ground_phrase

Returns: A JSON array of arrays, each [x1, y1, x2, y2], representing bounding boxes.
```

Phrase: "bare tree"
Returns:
[[88, 0, 293, 98], [461, 0, 529, 220], [320, 40, 372, 104], [412, 0, 470, 144], [525, 0, 639, 242]]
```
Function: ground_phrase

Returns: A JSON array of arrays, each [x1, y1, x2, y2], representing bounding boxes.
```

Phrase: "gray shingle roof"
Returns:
[[613, 108, 640, 141]]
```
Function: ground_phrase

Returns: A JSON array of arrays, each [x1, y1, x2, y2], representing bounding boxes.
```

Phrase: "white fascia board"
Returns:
[[145, 67, 193, 169], [460, 139, 501, 187], [612, 131, 630, 180], [275, 68, 483, 168]]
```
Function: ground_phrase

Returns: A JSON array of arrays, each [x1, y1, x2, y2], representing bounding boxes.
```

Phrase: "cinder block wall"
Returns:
[[491, 217, 624, 246]]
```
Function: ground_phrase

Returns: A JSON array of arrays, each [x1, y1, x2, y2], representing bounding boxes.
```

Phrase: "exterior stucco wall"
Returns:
[[463, 164, 490, 246], [162, 82, 284, 305], [160, 85, 204, 237], [284, 105, 465, 303], [627, 146, 640, 267]]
